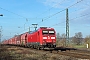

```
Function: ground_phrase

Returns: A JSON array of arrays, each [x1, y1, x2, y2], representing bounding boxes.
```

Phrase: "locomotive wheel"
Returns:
[[37, 46, 41, 50], [34, 45, 36, 49], [42, 47, 44, 50]]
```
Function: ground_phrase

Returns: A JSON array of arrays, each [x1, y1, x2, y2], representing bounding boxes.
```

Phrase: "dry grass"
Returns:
[[0, 45, 83, 60]]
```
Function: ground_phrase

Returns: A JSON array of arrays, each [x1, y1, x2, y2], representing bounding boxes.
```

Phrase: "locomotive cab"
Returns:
[[41, 27, 56, 48]]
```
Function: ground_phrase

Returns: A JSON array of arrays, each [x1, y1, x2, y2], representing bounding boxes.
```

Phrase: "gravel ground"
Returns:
[[0, 45, 89, 60]]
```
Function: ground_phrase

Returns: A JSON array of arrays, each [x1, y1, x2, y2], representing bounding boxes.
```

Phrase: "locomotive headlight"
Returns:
[[43, 37, 47, 39], [51, 37, 55, 39]]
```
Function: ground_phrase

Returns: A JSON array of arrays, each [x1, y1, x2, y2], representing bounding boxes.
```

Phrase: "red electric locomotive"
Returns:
[[27, 27, 56, 49]]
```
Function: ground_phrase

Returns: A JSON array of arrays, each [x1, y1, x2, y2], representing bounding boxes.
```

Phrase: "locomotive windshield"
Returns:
[[42, 30, 55, 35], [49, 31, 54, 35], [42, 30, 48, 35]]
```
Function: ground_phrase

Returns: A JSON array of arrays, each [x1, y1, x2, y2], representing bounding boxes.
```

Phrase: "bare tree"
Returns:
[[56, 33, 60, 46], [56, 33, 66, 47], [56, 33, 60, 39], [84, 35, 90, 48], [72, 36, 76, 44], [84, 35, 90, 44], [72, 32, 83, 45], [60, 33, 66, 47]]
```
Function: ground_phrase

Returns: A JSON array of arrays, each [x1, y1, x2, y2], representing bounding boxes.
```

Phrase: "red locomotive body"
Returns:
[[27, 27, 56, 48]]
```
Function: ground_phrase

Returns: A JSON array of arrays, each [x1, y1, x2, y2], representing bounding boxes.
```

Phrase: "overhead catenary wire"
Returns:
[[0, 0, 64, 21], [27, 0, 84, 32], [50, 12, 90, 27], [36, 0, 66, 18], [0, 6, 32, 32], [0, 7, 27, 19], [31, 0, 67, 27], [18, 26, 34, 34], [37, 0, 83, 24], [1, 0, 84, 37]]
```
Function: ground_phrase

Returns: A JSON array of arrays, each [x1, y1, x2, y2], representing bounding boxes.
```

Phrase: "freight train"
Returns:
[[2, 27, 56, 49]]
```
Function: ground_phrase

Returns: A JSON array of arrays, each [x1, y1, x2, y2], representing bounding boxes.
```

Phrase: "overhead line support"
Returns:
[[66, 8, 69, 46]]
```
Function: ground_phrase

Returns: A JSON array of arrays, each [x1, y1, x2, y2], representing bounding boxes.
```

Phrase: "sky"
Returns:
[[0, 0, 90, 41]]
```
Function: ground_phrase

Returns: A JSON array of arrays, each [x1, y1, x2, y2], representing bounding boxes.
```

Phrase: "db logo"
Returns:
[[48, 36, 50, 39]]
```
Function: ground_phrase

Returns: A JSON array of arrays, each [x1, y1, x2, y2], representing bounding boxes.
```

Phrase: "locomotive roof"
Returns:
[[29, 27, 54, 34]]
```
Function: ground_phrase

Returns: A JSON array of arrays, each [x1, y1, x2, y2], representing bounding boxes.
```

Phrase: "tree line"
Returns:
[[56, 32, 90, 48]]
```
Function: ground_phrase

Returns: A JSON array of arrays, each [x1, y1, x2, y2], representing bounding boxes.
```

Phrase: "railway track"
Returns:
[[24, 46, 90, 59], [34, 47, 90, 59], [1, 45, 90, 59], [51, 50, 90, 59], [50, 47, 90, 59]]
